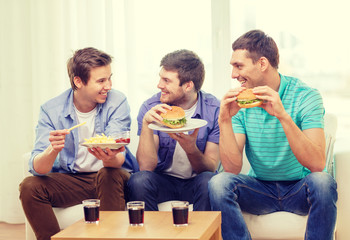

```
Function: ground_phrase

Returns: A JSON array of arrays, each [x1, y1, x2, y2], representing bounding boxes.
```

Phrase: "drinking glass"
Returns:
[[127, 201, 145, 226], [171, 201, 189, 226], [82, 199, 100, 223]]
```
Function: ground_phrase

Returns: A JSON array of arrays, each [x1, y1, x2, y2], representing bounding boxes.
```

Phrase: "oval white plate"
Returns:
[[148, 118, 208, 133], [81, 142, 128, 150]]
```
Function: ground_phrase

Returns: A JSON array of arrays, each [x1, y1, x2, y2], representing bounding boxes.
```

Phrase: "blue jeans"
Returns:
[[127, 171, 214, 210], [208, 172, 337, 240]]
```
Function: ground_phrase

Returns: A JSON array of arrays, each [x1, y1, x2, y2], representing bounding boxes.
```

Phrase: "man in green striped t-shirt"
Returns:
[[209, 30, 337, 240]]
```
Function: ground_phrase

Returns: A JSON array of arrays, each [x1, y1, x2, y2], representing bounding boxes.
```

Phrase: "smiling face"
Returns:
[[230, 49, 265, 88], [74, 64, 112, 112], [157, 67, 188, 105]]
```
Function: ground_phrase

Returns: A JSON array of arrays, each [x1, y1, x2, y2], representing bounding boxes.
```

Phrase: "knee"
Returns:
[[97, 167, 130, 185], [209, 172, 233, 193], [306, 172, 336, 191], [306, 172, 338, 201], [19, 176, 45, 201], [127, 171, 154, 191], [195, 171, 215, 186]]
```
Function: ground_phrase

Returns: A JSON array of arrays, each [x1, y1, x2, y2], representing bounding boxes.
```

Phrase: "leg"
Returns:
[[19, 173, 96, 240], [209, 172, 281, 240], [127, 171, 178, 210], [295, 172, 337, 240], [184, 171, 214, 211], [209, 172, 250, 240], [96, 167, 130, 210]]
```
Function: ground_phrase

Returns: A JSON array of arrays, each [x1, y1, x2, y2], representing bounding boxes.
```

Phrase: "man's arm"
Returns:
[[218, 120, 246, 174], [278, 115, 325, 171], [88, 147, 126, 168], [216, 87, 247, 174], [136, 119, 160, 171], [136, 104, 170, 171], [169, 129, 220, 173], [254, 86, 326, 172], [33, 129, 69, 174]]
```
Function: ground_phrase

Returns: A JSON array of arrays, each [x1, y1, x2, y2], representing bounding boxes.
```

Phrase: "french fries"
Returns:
[[83, 133, 115, 144]]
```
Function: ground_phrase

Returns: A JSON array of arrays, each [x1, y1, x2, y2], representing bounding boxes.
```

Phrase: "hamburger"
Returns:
[[236, 89, 263, 108], [160, 106, 187, 129]]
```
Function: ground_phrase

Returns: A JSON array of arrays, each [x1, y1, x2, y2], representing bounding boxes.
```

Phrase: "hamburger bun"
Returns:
[[236, 89, 263, 108], [160, 106, 187, 129]]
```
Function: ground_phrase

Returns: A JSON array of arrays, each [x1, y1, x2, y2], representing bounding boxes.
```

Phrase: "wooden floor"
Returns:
[[0, 222, 25, 240]]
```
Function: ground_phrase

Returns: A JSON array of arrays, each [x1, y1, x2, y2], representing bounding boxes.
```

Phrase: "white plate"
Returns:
[[148, 118, 208, 133], [81, 142, 128, 150]]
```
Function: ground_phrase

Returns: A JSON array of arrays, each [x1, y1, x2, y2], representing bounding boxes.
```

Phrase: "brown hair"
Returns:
[[67, 47, 112, 90], [160, 49, 205, 92], [232, 30, 279, 69]]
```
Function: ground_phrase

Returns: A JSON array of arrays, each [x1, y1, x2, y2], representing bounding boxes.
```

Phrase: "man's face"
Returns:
[[80, 65, 112, 106], [230, 49, 264, 88], [157, 67, 186, 105]]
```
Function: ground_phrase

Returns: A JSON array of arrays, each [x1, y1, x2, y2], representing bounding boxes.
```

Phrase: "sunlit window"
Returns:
[[229, 0, 350, 140], [124, 0, 212, 118]]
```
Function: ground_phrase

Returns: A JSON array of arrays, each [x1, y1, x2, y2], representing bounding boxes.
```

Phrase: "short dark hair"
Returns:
[[67, 47, 112, 90], [232, 30, 279, 69], [160, 49, 205, 92]]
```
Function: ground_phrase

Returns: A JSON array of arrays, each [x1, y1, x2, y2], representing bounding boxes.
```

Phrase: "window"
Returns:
[[229, 0, 350, 140], [123, 0, 212, 118]]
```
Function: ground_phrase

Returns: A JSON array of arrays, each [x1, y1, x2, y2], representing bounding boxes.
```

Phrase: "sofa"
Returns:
[[23, 113, 349, 240]]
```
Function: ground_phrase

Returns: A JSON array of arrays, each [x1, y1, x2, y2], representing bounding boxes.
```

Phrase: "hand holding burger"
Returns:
[[160, 106, 187, 129], [236, 89, 262, 108]]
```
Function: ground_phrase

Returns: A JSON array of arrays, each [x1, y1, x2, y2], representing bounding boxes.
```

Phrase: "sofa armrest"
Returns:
[[334, 139, 350, 240]]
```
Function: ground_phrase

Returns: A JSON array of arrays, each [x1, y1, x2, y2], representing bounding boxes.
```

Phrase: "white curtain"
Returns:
[[0, 0, 221, 224], [0, 0, 129, 223]]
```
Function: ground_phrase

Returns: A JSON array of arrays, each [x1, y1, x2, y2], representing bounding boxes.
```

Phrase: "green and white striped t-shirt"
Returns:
[[232, 74, 325, 181]]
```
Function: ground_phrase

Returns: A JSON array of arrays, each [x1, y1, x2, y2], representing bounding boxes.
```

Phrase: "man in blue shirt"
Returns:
[[19, 47, 138, 240], [208, 30, 337, 240], [127, 49, 220, 210]]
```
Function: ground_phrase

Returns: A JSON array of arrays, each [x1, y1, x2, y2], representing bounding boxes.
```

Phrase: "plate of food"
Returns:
[[148, 106, 207, 133], [81, 142, 128, 150], [82, 133, 129, 149], [148, 118, 208, 134]]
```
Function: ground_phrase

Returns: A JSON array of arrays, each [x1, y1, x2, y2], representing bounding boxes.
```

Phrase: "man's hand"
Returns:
[[88, 146, 126, 167], [143, 104, 172, 125], [168, 128, 200, 153], [253, 86, 287, 119], [49, 129, 69, 153], [33, 129, 69, 174], [219, 87, 245, 123]]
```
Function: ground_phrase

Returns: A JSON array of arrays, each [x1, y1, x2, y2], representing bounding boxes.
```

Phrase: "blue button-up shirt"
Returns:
[[29, 88, 139, 176], [137, 91, 220, 172]]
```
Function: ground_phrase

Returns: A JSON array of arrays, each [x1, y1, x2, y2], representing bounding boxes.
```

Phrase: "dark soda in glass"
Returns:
[[84, 206, 100, 223], [172, 207, 188, 225], [128, 207, 144, 225]]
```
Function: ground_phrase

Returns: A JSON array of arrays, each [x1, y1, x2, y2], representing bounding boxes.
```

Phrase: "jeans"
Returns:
[[127, 171, 214, 210], [19, 168, 130, 240], [208, 172, 337, 240]]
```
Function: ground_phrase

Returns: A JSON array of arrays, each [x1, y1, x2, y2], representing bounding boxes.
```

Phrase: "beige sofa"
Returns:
[[23, 113, 348, 240]]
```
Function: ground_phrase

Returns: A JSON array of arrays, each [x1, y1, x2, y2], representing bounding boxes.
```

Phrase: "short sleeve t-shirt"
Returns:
[[232, 74, 325, 181]]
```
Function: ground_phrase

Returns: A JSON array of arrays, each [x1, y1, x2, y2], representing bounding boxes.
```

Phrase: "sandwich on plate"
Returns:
[[160, 106, 187, 129]]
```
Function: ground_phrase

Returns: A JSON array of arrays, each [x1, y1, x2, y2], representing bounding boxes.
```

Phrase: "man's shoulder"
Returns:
[[142, 92, 162, 107], [283, 75, 321, 99], [199, 91, 220, 107], [283, 75, 315, 91]]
